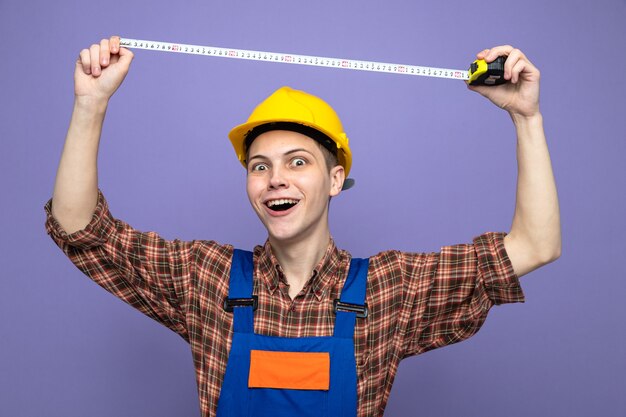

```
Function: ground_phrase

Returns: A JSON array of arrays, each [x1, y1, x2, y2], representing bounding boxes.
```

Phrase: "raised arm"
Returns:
[[51, 36, 133, 234], [469, 46, 561, 277]]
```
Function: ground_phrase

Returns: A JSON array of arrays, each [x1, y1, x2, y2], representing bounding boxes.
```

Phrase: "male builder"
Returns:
[[46, 36, 560, 417]]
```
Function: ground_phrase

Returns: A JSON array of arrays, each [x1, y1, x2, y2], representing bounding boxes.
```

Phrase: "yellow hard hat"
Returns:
[[228, 86, 353, 178]]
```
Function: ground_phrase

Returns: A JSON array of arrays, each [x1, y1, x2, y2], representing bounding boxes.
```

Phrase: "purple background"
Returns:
[[1, 0, 625, 416]]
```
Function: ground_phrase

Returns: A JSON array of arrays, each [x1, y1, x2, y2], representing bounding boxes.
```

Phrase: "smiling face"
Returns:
[[246, 130, 345, 246]]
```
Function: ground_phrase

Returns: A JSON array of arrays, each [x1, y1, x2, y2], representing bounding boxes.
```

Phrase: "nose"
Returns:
[[268, 165, 289, 190]]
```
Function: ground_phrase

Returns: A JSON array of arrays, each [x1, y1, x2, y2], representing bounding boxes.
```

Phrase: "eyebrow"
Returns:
[[248, 148, 316, 163]]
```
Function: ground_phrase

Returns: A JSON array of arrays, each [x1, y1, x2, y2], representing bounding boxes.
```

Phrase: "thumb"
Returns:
[[467, 83, 490, 96], [116, 47, 134, 70]]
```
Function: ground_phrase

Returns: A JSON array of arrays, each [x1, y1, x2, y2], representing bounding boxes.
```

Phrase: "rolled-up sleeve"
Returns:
[[44, 190, 197, 340], [400, 232, 524, 357], [45, 190, 117, 250], [473, 232, 524, 305]]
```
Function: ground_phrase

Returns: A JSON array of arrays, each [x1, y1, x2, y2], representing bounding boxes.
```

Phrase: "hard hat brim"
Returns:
[[228, 118, 352, 177]]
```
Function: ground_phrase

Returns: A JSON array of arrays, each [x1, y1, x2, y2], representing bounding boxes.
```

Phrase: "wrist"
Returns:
[[74, 96, 109, 115], [511, 112, 545, 146], [70, 97, 109, 130], [510, 111, 543, 127]]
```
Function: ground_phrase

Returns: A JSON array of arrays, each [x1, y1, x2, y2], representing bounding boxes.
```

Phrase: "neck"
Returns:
[[269, 229, 331, 299]]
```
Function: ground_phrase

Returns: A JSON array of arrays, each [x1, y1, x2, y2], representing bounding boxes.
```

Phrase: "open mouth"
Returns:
[[265, 199, 299, 212]]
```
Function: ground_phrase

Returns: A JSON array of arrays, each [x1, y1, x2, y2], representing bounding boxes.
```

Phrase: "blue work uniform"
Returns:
[[216, 249, 369, 417]]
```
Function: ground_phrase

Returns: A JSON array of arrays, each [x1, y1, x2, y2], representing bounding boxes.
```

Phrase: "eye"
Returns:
[[290, 157, 307, 167], [251, 163, 269, 172]]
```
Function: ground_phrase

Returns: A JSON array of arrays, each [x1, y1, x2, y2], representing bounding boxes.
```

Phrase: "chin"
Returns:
[[266, 227, 302, 244]]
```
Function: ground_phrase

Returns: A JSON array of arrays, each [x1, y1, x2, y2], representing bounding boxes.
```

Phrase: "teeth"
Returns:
[[267, 199, 298, 207]]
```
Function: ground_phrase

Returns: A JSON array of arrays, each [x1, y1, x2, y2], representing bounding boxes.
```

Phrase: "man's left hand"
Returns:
[[468, 45, 541, 119]]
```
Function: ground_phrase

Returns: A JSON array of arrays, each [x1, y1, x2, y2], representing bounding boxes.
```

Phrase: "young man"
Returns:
[[46, 36, 560, 417]]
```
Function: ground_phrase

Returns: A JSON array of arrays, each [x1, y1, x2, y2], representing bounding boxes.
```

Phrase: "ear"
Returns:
[[329, 165, 345, 197]]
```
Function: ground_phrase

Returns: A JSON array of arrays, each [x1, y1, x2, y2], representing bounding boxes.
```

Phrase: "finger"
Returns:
[[485, 45, 514, 62], [476, 49, 490, 59], [467, 83, 482, 93], [512, 58, 540, 84], [510, 60, 527, 84], [89, 44, 101, 76], [109, 46, 134, 76], [503, 48, 525, 80], [100, 38, 110, 67], [110, 35, 120, 54], [79, 49, 91, 74], [117, 46, 134, 66]]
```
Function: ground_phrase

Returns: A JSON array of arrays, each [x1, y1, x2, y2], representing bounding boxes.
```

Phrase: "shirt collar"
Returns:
[[257, 239, 342, 301]]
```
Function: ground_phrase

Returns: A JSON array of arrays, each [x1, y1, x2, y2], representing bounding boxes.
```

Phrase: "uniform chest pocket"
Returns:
[[249, 350, 330, 390], [248, 350, 329, 417]]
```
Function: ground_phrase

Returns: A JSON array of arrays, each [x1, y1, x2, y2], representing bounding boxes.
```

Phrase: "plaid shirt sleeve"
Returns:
[[44, 190, 204, 341], [398, 232, 524, 357]]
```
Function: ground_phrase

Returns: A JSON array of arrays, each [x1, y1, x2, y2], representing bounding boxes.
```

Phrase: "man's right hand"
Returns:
[[75, 36, 133, 102]]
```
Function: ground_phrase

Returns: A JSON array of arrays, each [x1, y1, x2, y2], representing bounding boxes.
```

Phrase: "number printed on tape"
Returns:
[[120, 37, 471, 81]]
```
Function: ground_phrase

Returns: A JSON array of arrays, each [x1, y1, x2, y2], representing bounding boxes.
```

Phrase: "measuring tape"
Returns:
[[119, 37, 506, 86]]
